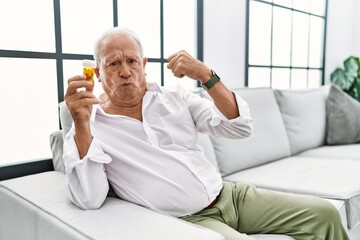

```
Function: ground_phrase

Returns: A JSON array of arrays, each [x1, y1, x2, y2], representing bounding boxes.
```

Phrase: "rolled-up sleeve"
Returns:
[[187, 90, 253, 139], [63, 128, 112, 210]]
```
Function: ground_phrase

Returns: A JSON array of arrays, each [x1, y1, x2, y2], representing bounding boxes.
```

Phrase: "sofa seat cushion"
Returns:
[[224, 157, 360, 229], [211, 88, 290, 176], [0, 172, 223, 240], [1, 172, 297, 240], [297, 144, 360, 159]]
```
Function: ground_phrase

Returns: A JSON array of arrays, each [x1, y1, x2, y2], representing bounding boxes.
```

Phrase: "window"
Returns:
[[0, 0, 58, 167], [0, 0, 55, 52], [0, 0, 202, 166], [246, 0, 327, 89], [0, 58, 58, 165]]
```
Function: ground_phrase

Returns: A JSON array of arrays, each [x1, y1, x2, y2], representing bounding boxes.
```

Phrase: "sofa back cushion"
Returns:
[[274, 86, 329, 155], [59, 101, 73, 140], [50, 130, 65, 173], [210, 88, 291, 176]]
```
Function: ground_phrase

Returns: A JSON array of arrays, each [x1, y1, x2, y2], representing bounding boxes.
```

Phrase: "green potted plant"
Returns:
[[330, 56, 360, 102]]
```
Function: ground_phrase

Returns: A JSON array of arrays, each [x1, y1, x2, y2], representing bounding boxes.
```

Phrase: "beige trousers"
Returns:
[[181, 182, 349, 240]]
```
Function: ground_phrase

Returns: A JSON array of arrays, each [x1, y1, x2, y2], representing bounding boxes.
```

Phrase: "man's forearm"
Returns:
[[63, 129, 111, 210], [74, 122, 93, 159], [206, 81, 240, 119]]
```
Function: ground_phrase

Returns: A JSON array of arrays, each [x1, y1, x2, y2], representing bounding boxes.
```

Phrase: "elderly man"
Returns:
[[63, 27, 349, 240]]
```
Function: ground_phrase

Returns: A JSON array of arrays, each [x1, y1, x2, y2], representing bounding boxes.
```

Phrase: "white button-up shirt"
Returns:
[[63, 82, 253, 217]]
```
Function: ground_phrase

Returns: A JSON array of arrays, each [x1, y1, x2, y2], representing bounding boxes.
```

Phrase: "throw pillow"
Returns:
[[59, 101, 73, 140], [327, 85, 360, 145], [273, 86, 329, 155], [49, 130, 65, 173]]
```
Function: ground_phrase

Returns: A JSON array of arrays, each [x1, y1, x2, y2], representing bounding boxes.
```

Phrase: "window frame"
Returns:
[[245, 0, 329, 89], [0, 0, 204, 179], [0, 0, 204, 104]]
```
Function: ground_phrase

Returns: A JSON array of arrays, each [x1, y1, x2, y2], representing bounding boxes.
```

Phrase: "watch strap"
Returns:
[[201, 70, 220, 90]]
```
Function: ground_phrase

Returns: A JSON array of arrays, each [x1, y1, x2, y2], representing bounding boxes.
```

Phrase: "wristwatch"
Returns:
[[201, 70, 220, 90]]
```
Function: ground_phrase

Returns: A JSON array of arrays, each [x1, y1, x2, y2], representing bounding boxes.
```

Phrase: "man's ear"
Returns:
[[143, 57, 147, 68], [95, 67, 101, 82]]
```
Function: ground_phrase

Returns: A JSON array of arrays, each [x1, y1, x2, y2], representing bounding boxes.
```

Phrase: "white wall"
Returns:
[[203, 0, 247, 89], [354, 0, 360, 56], [325, 0, 360, 83], [204, 0, 360, 88]]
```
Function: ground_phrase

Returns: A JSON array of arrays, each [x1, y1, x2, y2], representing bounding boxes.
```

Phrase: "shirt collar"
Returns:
[[90, 82, 163, 122], [146, 81, 162, 93]]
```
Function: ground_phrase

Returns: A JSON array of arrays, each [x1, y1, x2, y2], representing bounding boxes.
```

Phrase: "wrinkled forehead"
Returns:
[[100, 34, 142, 59]]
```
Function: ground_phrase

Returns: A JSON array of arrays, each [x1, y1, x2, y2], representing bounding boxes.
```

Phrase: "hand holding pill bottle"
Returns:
[[82, 60, 97, 91]]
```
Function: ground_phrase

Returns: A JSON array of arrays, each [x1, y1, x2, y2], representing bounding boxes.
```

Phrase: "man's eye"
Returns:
[[128, 59, 137, 65], [106, 60, 120, 71], [109, 61, 119, 67]]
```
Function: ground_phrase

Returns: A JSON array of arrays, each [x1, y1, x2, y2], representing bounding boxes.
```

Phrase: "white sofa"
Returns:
[[1, 84, 359, 240]]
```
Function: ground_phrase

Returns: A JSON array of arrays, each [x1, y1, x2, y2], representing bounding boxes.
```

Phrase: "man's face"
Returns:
[[96, 34, 147, 107]]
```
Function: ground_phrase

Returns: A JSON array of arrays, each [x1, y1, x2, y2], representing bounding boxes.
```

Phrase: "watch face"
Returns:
[[211, 70, 220, 80]]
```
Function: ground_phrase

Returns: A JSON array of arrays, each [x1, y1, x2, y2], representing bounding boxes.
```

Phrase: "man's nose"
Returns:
[[119, 64, 131, 78]]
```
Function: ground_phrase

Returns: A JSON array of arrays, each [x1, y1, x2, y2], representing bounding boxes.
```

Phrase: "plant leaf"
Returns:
[[330, 68, 351, 90], [344, 56, 360, 78]]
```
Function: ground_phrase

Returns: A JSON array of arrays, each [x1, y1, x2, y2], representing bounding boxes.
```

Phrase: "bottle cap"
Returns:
[[82, 59, 97, 68]]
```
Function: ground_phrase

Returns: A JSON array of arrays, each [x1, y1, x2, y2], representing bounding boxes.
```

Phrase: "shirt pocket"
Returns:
[[160, 108, 197, 149]]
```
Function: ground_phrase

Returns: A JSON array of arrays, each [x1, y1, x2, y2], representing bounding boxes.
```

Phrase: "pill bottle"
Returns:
[[82, 60, 97, 91]]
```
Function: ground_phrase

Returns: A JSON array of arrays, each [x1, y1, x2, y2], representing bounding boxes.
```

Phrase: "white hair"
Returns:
[[94, 27, 144, 65]]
